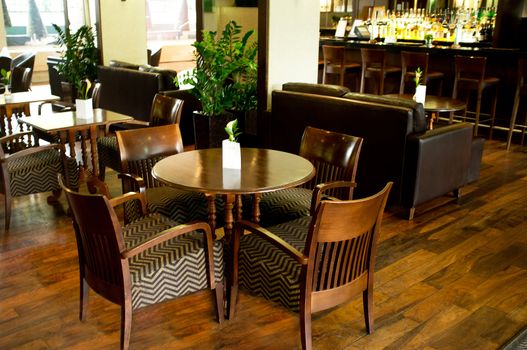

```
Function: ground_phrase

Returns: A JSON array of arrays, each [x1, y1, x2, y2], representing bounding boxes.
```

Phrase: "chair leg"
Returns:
[[214, 282, 225, 324], [98, 164, 106, 181], [79, 278, 89, 321], [474, 89, 483, 137], [360, 68, 366, 93], [507, 90, 521, 151], [322, 65, 327, 84], [363, 289, 374, 334], [4, 192, 11, 231], [120, 301, 133, 350], [489, 86, 498, 140], [407, 207, 416, 220], [300, 302, 313, 350]]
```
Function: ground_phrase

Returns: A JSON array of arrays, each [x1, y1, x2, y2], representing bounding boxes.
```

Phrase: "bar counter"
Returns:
[[319, 37, 527, 132]]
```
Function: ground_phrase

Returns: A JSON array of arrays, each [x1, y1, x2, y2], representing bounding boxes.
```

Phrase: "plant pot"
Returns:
[[413, 85, 427, 104], [193, 111, 235, 149], [235, 0, 258, 6], [222, 139, 241, 169], [76, 98, 93, 119]]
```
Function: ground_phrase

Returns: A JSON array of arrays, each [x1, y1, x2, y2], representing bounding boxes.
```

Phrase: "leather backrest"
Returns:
[[162, 89, 201, 145], [97, 65, 162, 122], [270, 90, 414, 201], [282, 82, 350, 97], [344, 92, 427, 133], [139, 65, 178, 90], [108, 60, 141, 70]]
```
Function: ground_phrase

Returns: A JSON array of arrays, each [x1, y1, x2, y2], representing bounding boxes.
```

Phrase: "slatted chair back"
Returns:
[[299, 126, 363, 200], [117, 124, 184, 188], [61, 177, 128, 306], [301, 181, 392, 345], [150, 93, 184, 127]]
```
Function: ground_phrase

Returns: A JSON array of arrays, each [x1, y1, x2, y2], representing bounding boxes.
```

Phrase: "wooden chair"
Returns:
[[507, 58, 527, 151], [230, 181, 393, 350], [360, 48, 401, 95], [59, 175, 224, 350], [0, 132, 79, 231], [399, 51, 444, 96], [452, 55, 499, 137], [321, 45, 361, 90], [250, 126, 363, 227], [116, 124, 215, 225], [97, 93, 184, 180]]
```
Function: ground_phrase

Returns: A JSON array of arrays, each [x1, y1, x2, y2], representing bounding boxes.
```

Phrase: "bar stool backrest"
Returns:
[[518, 58, 527, 91], [455, 55, 486, 82], [322, 45, 345, 66], [361, 48, 387, 69], [400, 51, 430, 93]]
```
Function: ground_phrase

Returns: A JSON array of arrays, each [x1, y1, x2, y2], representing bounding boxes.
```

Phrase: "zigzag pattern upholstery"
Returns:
[[123, 213, 224, 310], [97, 136, 121, 176], [7, 148, 79, 196], [238, 216, 311, 311], [249, 188, 312, 227]]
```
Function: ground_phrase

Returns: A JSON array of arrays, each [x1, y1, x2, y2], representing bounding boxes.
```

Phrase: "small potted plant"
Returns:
[[0, 69, 11, 98], [222, 119, 242, 169], [75, 79, 93, 119], [413, 67, 426, 104]]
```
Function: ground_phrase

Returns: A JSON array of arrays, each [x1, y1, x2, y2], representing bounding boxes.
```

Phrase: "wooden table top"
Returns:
[[385, 94, 467, 113], [0, 91, 59, 106], [18, 109, 133, 132], [152, 148, 316, 195]]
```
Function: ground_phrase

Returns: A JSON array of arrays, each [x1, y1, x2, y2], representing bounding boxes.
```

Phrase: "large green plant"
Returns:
[[52, 24, 99, 98], [183, 21, 257, 116]]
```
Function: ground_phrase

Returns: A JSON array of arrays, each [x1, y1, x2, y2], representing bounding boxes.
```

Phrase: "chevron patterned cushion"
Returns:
[[125, 213, 224, 310], [97, 136, 122, 174], [239, 216, 311, 311], [244, 188, 312, 227], [8, 149, 79, 196]]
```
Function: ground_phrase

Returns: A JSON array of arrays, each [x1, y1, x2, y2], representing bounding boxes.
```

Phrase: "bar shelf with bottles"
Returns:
[[367, 6, 497, 46]]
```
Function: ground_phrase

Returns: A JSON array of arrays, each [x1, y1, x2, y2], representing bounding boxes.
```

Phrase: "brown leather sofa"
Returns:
[[269, 82, 484, 218]]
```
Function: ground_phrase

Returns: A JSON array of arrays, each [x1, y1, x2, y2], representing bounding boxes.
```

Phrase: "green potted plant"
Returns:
[[182, 20, 257, 149], [0, 69, 11, 97], [413, 67, 426, 104], [52, 24, 99, 103], [222, 119, 242, 169]]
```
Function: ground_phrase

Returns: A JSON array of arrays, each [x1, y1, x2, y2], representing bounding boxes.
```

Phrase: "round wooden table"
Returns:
[[152, 148, 316, 238], [385, 94, 467, 128]]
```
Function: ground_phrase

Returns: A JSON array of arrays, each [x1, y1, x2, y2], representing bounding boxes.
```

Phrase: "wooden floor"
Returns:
[[1, 139, 526, 349]]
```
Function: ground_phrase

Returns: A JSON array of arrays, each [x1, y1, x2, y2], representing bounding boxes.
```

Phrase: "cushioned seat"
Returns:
[[123, 213, 224, 309]]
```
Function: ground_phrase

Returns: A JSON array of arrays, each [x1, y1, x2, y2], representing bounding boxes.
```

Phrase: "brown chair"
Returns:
[[452, 55, 499, 137], [399, 51, 444, 96], [249, 126, 363, 227], [116, 124, 213, 225], [0, 132, 79, 231], [507, 58, 527, 151], [97, 93, 184, 180], [321, 45, 361, 90], [360, 48, 401, 95], [60, 175, 224, 350], [230, 181, 393, 350]]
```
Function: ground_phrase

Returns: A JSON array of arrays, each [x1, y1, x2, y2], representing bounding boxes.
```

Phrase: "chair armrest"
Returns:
[[121, 221, 212, 259], [38, 101, 75, 115], [105, 120, 149, 135], [108, 190, 147, 212], [233, 220, 308, 265], [311, 181, 357, 216], [2, 142, 65, 163], [0, 131, 33, 145], [118, 172, 146, 194]]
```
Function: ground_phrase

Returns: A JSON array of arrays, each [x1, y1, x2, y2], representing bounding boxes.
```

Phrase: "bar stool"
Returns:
[[322, 45, 361, 89], [360, 48, 401, 95], [399, 51, 444, 96], [452, 55, 499, 137], [506, 58, 527, 151]]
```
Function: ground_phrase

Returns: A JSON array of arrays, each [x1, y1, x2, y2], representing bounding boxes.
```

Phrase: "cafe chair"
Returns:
[[59, 175, 224, 350], [230, 181, 393, 350], [360, 48, 401, 95], [10, 51, 36, 90], [399, 51, 444, 96], [506, 58, 527, 151], [452, 55, 499, 137], [116, 124, 216, 225], [0, 132, 79, 231], [321, 45, 361, 90], [250, 126, 363, 227], [97, 93, 184, 181]]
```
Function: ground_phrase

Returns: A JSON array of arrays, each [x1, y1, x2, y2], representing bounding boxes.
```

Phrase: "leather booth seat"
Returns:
[[270, 83, 484, 218]]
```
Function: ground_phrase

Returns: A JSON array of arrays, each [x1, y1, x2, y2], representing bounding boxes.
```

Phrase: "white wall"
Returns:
[[267, 0, 320, 109], [99, 1, 147, 65]]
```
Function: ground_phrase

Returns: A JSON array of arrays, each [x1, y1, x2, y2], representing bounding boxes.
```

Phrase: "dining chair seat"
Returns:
[[123, 212, 225, 309]]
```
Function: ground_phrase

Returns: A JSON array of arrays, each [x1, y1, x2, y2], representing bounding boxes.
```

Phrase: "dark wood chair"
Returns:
[[360, 48, 401, 95], [0, 132, 79, 231], [59, 175, 224, 350], [399, 51, 444, 96], [321, 45, 361, 90], [452, 55, 499, 137], [116, 124, 215, 225], [507, 58, 527, 151], [97, 93, 184, 180], [230, 181, 393, 350], [250, 126, 363, 227]]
